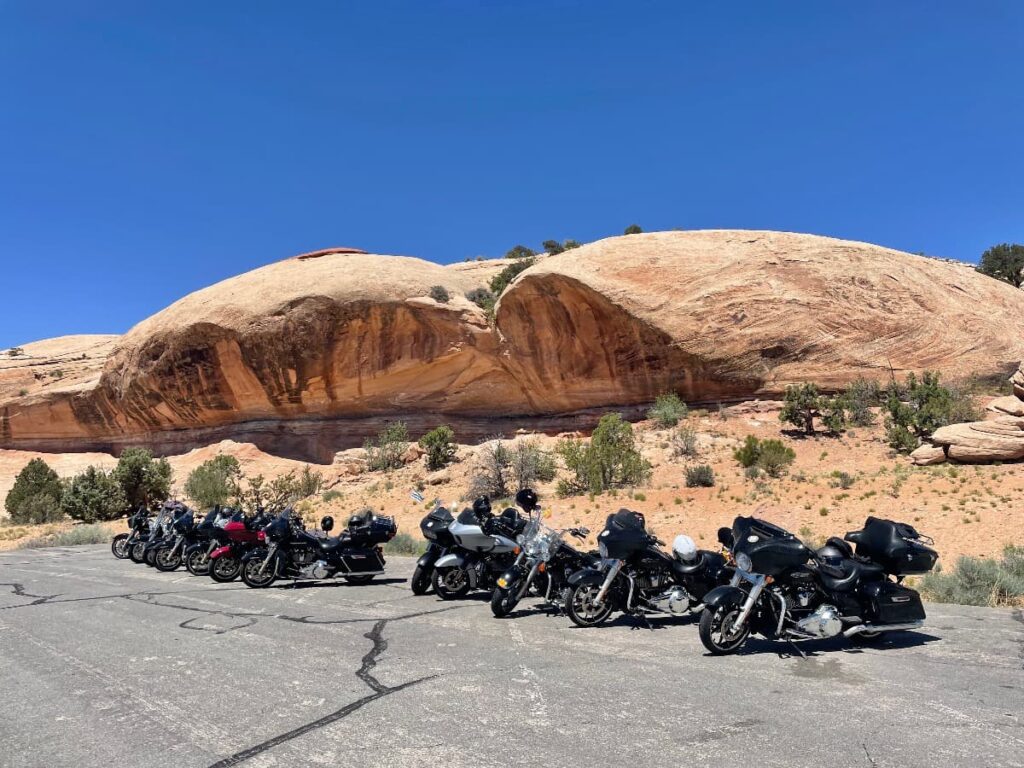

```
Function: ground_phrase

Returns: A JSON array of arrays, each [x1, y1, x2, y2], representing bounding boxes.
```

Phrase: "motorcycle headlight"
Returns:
[[497, 577, 508, 588], [735, 552, 753, 573]]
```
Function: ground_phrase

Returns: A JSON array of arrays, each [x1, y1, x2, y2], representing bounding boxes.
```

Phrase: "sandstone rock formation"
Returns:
[[911, 362, 1024, 465], [4, 232, 1024, 461]]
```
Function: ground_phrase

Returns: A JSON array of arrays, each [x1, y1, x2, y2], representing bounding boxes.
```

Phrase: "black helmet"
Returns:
[[515, 488, 539, 512], [320, 515, 335, 532], [472, 495, 492, 518]]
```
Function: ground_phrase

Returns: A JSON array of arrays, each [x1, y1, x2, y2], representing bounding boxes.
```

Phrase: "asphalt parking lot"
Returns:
[[0, 545, 1022, 768]]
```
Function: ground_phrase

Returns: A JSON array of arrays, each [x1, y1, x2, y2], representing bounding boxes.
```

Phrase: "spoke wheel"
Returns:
[[111, 535, 130, 559], [241, 556, 277, 588], [129, 542, 147, 563], [209, 556, 241, 583], [432, 567, 471, 600], [565, 583, 613, 628], [698, 606, 750, 655], [154, 547, 181, 572], [185, 548, 211, 576]]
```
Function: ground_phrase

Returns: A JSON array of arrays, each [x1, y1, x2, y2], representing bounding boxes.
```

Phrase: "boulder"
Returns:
[[988, 396, 1024, 418], [401, 444, 425, 464], [1012, 363, 1024, 399], [927, 417, 1024, 463], [910, 444, 947, 466], [425, 468, 451, 485]]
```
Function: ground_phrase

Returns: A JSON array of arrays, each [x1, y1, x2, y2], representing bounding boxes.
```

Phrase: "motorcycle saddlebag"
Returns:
[[849, 517, 938, 575], [349, 514, 397, 545], [420, 507, 454, 541], [861, 581, 926, 624]]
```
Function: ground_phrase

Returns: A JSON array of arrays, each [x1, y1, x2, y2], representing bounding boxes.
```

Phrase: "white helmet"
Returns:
[[672, 534, 698, 563]]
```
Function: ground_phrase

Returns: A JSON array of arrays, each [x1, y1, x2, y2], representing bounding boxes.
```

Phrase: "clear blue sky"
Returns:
[[1, 1, 1022, 348]]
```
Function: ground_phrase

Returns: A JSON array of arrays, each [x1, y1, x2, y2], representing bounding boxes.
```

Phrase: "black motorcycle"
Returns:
[[141, 503, 192, 566], [491, 488, 596, 617], [181, 506, 236, 576], [410, 503, 457, 595], [240, 509, 397, 588], [698, 515, 938, 655], [111, 507, 151, 559], [563, 509, 731, 628]]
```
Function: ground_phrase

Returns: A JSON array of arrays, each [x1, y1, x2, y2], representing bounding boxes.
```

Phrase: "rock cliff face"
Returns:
[[3, 232, 1024, 461]]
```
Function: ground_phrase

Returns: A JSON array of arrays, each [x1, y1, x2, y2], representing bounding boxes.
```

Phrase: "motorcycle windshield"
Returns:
[[264, 513, 291, 542]]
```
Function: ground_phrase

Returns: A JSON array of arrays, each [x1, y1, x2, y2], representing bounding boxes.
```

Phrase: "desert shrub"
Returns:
[[647, 392, 688, 427], [920, 546, 1024, 607], [18, 388, 28, 397], [883, 371, 975, 453], [112, 448, 172, 510], [504, 244, 536, 260], [842, 378, 881, 426], [744, 465, 761, 481], [296, 465, 325, 498], [829, 470, 855, 489], [385, 532, 426, 556], [671, 425, 699, 457], [468, 439, 512, 499], [976, 243, 1024, 288], [624, 224, 643, 235], [542, 239, 565, 255], [821, 398, 847, 435], [5, 458, 63, 522], [733, 436, 795, 477], [562, 239, 581, 250], [7, 346, 24, 357], [234, 471, 308, 514], [184, 455, 241, 509], [489, 257, 535, 296], [556, 413, 651, 496], [685, 464, 715, 487], [419, 425, 457, 471], [945, 379, 984, 424], [428, 285, 450, 303], [11, 493, 65, 524], [17, 524, 110, 549], [509, 440, 557, 489], [364, 422, 409, 472], [779, 383, 823, 435], [321, 489, 343, 503], [61, 467, 127, 523], [465, 287, 494, 309]]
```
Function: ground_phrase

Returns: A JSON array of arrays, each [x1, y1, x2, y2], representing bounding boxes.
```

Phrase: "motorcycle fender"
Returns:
[[209, 545, 232, 560], [702, 585, 745, 609], [416, 545, 443, 570], [496, 565, 524, 590], [434, 553, 466, 569], [568, 568, 606, 587]]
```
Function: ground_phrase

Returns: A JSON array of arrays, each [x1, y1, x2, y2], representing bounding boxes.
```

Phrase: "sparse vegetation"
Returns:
[[733, 435, 795, 478], [542, 238, 582, 255], [509, 440, 557, 489], [556, 413, 651, 496], [419, 425, 457, 471], [647, 392, 688, 428], [468, 439, 512, 499], [465, 287, 494, 312], [428, 285, 451, 303], [7, 346, 24, 357], [489, 257, 535, 297], [829, 470, 856, 490], [504, 244, 536, 260], [671, 425, 699, 457], [920, 546, 1024, 606], [841, 378, 882, 427], [17, 524, 111, 549], [685, 464, 715, 487], [234, 471, 307, 514], [976, 243, 1024, 288], [364, 421, 409, 472], [384, 532, 426, 556], [883, 371, 978, 453]]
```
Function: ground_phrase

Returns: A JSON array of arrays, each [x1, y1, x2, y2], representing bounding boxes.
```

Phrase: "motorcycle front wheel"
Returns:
[[143, 547, 159, 567], [410, 564, 432, 595], [209, 556, 242, 583], [111, 534, 130, 559], [432, 567, 471, 600], [241, 554, 277, 588], [490, 585, 520, 618], [184, 546, 211, 576], [698, 605, 750, 655], [154, 546, 181, 572], [564, 583, 614, 628], [129, 542, 147, 563]]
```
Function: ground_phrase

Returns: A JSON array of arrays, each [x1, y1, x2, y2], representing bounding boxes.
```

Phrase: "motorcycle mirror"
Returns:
[[717, 527, 734, 548]]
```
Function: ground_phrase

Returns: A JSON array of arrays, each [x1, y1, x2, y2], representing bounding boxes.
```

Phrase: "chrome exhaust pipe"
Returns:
[[843, 621, 923, 637]]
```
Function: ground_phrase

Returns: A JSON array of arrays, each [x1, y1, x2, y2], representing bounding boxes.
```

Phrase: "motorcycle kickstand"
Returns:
[[784, 636, 808, 659]]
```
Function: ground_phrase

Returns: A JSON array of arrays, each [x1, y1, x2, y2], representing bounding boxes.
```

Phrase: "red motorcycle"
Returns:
[[208, 511, 274, 582]]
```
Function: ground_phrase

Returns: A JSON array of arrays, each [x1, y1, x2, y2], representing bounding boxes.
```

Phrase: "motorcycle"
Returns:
[[208, 509, 273, 582], [490, 488, 595, 617], [129, 503, 187, 565], [431, 496, 527, 600], [563, 509, 731, 628], [111, 507, 151, 559], [698, 515, 938, 655], [410, 502, 457, 595], [182, 506, 236, 576], [240, 509, 397, 588]]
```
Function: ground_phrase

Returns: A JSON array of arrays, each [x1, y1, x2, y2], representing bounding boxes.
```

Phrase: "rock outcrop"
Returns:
[[912, 362, 1024, 464], [4, 232, 1024, 461]]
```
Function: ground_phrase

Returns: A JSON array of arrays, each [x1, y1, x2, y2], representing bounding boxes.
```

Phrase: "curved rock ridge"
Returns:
[[3, 231, 1024, 461]]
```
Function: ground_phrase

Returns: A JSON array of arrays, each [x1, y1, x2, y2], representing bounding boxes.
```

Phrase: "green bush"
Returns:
[[419, 425, 457, 471], [321, 489, 343, 503], [829, 470, 855, 490], [509, 440, 557, 489], [647, 393, 688, 428], [542, 239, 565, 255], [779, 383, 823, 435], [465, 287, 494, 310], [384, 531, 426, 556], [489, 257, 535, 296], [841, 378, 881, 427], [733, 435, 762, 468], [883, 371, 976, 453], [11, 493, 65, 524], [112, 448, 172, 510], [5, 458, 63, 523], [184, 455, 241, 509], [671, 425, 699, 457], [624, 224, 643, 235], [920, 546, 1024, 607], [61, 467, 128, 523], [468, 440, 512, 499], [556, 413, 651, 496], [504, 244, 536, 260], [234, 471, 309, 514], [17, 524, 111, 549], [428, 285, 450, 303], [976, 243, 1024, 288], [365, 422, 409, 472], [685, 464, 715, 487], [733, 436, 795, 478]]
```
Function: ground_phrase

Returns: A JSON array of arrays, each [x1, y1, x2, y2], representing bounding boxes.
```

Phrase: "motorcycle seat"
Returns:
[[817, 556, 885, 592]]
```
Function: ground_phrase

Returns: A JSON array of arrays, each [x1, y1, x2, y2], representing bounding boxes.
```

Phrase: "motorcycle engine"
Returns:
[[647, 586, 692, 616], [300, 560, 332, 580], [794, 604, 842, 638]]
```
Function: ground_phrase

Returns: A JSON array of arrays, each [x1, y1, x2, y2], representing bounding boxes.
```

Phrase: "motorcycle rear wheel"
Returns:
[[410, 564, 432, 595], [564, 583, 613, 628], [154, 546, 181, 572], [490, 586, 519, 618], [209, 556, 242, 583], [241, 555, 277, 588], [432, 567, 471, 600], [111, 534, 130, 559], [143, 547, 158, 567], [184, 547, 211, 576], [698, 606, 750, 655]]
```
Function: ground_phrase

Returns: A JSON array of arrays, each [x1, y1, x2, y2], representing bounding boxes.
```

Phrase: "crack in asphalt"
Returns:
[[207, 619, 436, 767], [0, 581, 61, 607]]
